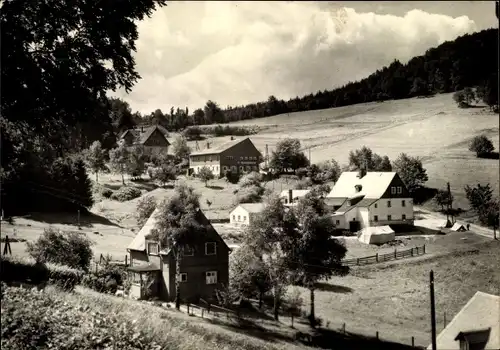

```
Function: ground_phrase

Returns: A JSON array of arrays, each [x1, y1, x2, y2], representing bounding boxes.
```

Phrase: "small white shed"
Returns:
[[358, 226, 395, 245]]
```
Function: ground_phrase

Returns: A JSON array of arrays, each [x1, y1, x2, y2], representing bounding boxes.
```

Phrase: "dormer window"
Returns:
[[147, 242, 159, 255]]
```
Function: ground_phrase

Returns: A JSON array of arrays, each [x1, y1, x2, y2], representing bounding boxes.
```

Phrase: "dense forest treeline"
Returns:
[[126, 28, 498, 132]]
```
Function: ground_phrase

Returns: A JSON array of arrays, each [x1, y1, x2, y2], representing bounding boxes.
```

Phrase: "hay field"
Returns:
[[201, 93, 498, 210]]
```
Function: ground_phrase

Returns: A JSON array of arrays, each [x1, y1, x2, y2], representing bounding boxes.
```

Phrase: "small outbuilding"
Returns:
[[358, 225, 395, 245], [450, 222, 467, 232]]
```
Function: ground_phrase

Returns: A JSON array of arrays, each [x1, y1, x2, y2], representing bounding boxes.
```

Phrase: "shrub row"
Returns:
[[110, 186, 142, 202], [81, 264, 128, 295], [0, 256, 84, 292]]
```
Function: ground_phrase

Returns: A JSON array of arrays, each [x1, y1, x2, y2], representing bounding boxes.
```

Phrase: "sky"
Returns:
[[111, 1, 498, 114]]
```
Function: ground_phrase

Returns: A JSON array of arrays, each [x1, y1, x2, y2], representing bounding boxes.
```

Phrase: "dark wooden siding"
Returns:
[[143, 129, 169, 147], [219, 138, 263, 173], [380, 174, 411, 198]]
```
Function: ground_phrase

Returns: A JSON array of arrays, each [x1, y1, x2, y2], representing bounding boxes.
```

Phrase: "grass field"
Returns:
[[294, 239, 500, 348], [200, 93, 499, 211]]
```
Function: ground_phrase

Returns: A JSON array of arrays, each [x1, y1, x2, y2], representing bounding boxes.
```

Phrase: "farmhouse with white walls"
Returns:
[[229, 203, 265, 226], [326, 169, 414, 232]]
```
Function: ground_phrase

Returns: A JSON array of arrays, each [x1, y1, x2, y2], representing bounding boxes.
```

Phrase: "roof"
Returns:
[[128, 207, 231, 256], [279, 189, 311, 198], [127, 208, 161, 252], [120, 125, 170, 146], [127, 263, 160, 272], [234, 203, 266, 214], [190, 137, 250, 156], [327, 172, 398, 199], [451, 222, 467, 231], [429, 291, 500, 350], [333, 198, 378, 215]]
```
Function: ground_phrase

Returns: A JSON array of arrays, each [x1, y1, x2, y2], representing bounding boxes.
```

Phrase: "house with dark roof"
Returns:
[[188, 137, 263, 177], [428, 291, 499, 350], [119, 125, 170, 155], [229, 203, 265, 226], [326, 169, 414, 233], [126, 207, 230, 303]]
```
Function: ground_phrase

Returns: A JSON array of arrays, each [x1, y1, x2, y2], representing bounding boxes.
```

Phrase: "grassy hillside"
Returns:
[[294, 240, 500, 348], [208, 92, 498, 210]]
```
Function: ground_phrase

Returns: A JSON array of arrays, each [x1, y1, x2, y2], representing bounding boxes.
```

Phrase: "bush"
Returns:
[[1, 286, 158, 350], [81, 264, 127, 294], [236, 185, 265, 204], [26, 228, 93, 271], [225, 170, 240, 184], [295, 177, 313, 190], [110, 186, 142, 202], [0, 256, 83, 291], [469, 135, 494, 157], [183, 126, 202, 140], [101, 187, 113, 198], [238, 171, 263, 188]]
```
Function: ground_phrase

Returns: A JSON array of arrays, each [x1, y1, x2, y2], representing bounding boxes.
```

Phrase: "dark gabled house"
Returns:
[[119, 125, 170, 155], [126, 207, 230, 303]]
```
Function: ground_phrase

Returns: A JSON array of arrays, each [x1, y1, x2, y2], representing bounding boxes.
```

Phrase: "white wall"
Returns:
[[369, 198, 414, 224], [359, 208, 370, 228], [190, 164, 221, 177], [332, 214, 346, 229], [230, 206, 250, 225]]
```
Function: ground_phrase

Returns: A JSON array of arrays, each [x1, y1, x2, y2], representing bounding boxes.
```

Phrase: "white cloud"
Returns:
[[112, 1, 477, 114]]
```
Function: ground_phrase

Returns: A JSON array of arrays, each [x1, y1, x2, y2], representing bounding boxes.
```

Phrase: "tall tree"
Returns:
[[464, 183, 493, 213], [204, 100, 224, 124], [246, 195, 297, 320], [270, 138, 309, 174], [109, 144, 130, 185], [290, 192, 349, 326], [109, 97, 136, 135], [348, 146, 392, 171], [172, 135, 191, 160], [83, 141, 108, 182], [392, 153, 429, 194], [148, 184, 208, 309]]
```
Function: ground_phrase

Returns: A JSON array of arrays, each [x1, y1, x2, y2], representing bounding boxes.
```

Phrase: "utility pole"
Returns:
[[77, 210, 81, 229], [430, 270, 437, 350], [309, 147, 311, 164], [265, 144, 269, 168], [447, 182, 454, 224]]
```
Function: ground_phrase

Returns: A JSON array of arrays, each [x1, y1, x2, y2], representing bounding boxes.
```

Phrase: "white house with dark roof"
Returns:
[[326, 169, 414, 232], [429, 291, 499, 350], [229, 203, 265, 226], [279, 189, 311, 207]]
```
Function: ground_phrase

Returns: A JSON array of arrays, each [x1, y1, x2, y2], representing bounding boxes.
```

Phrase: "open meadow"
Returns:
[[293, 239, 500, 348], [202, 93, 498, 211]]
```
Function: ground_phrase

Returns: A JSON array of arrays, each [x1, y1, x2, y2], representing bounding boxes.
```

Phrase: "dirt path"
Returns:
[[415, 206, 497, 239]]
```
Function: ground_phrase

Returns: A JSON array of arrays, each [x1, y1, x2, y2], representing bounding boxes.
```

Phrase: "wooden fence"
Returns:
[[342, 245, 426, 266]]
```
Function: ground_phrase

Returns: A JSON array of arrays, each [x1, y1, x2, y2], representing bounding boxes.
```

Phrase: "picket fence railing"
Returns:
[[342, 245, 426, 266]]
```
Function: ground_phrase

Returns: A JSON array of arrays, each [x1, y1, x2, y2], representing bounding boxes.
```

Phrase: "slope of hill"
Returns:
[[204, 92, 499, 210]]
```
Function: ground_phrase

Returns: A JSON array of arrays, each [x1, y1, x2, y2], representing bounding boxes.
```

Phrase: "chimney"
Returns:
[[206, 142, 210, 149], [288, 189, 293, 204], [355, 184, 362, 193], [230, 136, 234, 140]]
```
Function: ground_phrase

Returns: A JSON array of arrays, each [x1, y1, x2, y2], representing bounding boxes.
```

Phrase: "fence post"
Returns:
[[356, 258, 360, 265], [411, 248, 414, 257], [394, 248, 397, 259], [376, 331, 379, 340], [412, 336, 415, 347], [376, 253, 379, 262], [125, 255, 128, 266], [423, 244, 426, 254], [201, 308, 204, 318], [342, 323, 346, 335]]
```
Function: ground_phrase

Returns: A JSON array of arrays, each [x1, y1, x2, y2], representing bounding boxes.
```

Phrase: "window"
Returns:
[[231, 166, 237, 171], [224, 166, 228, 171], [246, 166, 251, 171], [402, 214, 406, 220], [240, 156, 244, 160], [205, 242, 216, 255], [397, 186, 402, 194], [387, 201, 391, 208], [147, 242, 159, 255], [179, 273, 187, 283], [374, 215, 378, 222], [284, 198, 288, 204], [131, 272, 141, 284], [206, 271, 217, 285], [232, 215, 235, 221], [183, 246, 194, 256], [237, 215, 241, 221], [387, 215, 392, 221], [336, 220, 340, 225], [243, 216, 247, 221], [391, 186, 396, 194], [239, 166, 244, 172], [374, 203, 378, 208], [402, 200, 406, 207]]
